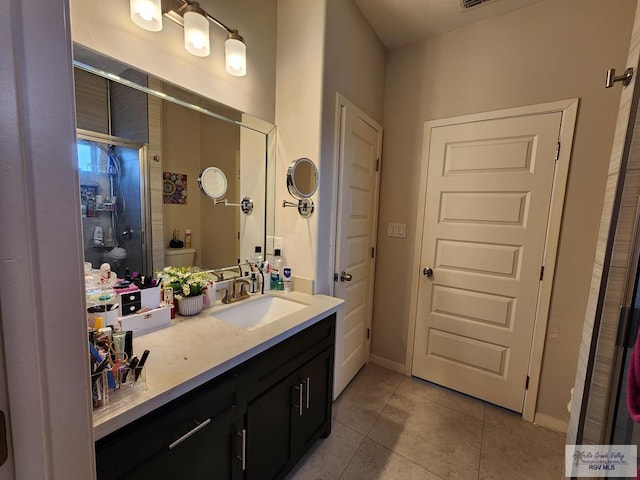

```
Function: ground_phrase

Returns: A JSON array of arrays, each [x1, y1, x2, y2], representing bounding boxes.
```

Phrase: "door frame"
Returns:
[[405, 99, 578, 423], [329, 93, 383, 396]]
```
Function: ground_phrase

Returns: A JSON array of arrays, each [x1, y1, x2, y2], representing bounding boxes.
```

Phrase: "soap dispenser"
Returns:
[[271, 249, 285, 291]]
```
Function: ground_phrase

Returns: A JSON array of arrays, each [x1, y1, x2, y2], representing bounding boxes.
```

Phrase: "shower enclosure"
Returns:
[[77, 132, 150, 277]]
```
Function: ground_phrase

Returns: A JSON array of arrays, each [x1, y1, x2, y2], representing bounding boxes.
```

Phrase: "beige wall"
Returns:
[[275, 0, 386, 292], [162, 102, 203, 265], [274, 0, 326, 281], [200, 115, 240, 268], [162, 102, 240, 268], [316, 0, 386, 293], [70, 0, 277, 122], [373, 0, 635, 424]]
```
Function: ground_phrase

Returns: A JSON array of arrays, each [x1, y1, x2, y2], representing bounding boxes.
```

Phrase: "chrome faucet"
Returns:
[[222, 277, 253, 304]]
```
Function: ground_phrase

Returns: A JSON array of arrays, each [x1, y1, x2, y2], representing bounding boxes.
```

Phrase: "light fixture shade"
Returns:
[[130, 0, 163, 32], [184, 8, 210, 57], [225, 31, 246, 76]]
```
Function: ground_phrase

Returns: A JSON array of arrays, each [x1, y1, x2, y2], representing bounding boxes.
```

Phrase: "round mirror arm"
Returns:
[[213, 196, 254, 215], [282, 198, 314, 218]]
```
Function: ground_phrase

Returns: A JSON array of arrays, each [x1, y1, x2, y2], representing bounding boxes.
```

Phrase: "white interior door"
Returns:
[[333, 95, 382, 399], [412, 111, 562, 412]]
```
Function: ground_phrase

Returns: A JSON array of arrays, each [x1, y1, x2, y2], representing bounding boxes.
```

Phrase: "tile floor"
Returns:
[[286, 364, 566, 480]]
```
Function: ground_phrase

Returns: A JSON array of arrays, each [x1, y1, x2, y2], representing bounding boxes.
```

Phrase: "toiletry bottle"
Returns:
[[283, 266, 292, 292], [262, 259, 271, 292], [271, 249, 285, 290], [185, 229, 192, 249]]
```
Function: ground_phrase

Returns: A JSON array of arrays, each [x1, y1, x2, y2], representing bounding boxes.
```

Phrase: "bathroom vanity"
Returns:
[[94, 292, 342, 479]]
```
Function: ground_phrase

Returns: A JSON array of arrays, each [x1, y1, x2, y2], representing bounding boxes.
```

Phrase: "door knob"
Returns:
[[340, 272, 352, 282], [423, 267, 433, 277]]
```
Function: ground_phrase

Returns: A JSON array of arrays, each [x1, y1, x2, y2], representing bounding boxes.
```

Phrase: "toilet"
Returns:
[[164, 248, 196, 267]]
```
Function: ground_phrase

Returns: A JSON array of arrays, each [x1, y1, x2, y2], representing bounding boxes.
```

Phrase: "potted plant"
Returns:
[[158, 266, 212, 316]]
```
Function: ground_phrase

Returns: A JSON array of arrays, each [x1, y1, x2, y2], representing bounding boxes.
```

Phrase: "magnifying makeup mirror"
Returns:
[[198, 166, 228, 200], [283, 157, 318, 217], [198, 166, 253, 214]]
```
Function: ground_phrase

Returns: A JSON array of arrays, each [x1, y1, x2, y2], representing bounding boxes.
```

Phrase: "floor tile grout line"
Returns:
[[336, 435, 367, 480], [364, 436, 448, 480]]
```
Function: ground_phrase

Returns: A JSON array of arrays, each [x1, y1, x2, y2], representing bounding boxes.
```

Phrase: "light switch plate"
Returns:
[[387, 223, 406, 238]]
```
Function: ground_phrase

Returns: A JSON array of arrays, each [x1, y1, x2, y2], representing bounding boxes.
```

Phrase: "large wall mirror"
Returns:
[[73, 44, 275, 277]]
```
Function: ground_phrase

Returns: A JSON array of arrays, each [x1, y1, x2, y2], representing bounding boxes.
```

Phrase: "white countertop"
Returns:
[[93, 291, 343, 440]]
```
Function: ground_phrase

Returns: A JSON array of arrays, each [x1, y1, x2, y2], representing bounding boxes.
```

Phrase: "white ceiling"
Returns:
[[353, 0, 545, 49]]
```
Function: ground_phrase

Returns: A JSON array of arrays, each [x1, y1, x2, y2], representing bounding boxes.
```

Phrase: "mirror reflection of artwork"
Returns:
[[163, 172, 188, 204]]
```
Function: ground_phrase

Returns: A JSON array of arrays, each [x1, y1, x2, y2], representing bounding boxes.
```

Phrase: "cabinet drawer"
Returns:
[[96, 369, 239, 479], [119, 291, 141, 304]]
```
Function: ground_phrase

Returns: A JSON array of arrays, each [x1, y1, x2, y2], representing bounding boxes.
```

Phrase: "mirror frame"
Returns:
[[286, 157, 318, 199]]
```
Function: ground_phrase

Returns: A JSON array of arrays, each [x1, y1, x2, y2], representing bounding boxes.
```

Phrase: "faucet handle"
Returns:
[[222, 288, 232, 304]]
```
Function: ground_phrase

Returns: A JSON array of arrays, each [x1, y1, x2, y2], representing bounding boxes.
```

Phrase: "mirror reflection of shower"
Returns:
[[77, 135, 147, 277]]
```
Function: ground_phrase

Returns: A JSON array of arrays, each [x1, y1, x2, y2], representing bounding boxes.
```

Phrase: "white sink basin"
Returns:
[[210, 296, 307, 330]]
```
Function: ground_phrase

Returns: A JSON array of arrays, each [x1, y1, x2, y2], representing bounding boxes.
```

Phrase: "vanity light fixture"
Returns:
[[130, 0, 163, 31], [225, 30, 246, 76], [183, 3, 209, 57], [129, 0, 247, 76]]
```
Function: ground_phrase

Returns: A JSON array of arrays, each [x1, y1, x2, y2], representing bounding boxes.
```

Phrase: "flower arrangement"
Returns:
[[158, 266, 212, 298]]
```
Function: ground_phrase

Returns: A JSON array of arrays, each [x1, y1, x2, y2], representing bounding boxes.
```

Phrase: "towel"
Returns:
[[627, 327, 640, 423]]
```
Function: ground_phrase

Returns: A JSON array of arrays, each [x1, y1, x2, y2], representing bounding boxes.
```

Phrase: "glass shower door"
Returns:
[[77, 136, 148, 277], [611, 255, 640, 455]]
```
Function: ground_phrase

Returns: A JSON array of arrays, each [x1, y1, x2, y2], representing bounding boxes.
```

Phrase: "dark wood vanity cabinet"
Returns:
[[95, 313, 335, 480], [245, 347, 334, 480]]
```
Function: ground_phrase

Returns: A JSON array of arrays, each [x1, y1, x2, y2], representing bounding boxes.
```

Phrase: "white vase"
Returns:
[[177, 294, 203, 316]]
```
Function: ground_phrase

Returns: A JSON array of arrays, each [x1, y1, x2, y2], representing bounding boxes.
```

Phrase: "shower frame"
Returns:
[[76, 129, 152, 274]]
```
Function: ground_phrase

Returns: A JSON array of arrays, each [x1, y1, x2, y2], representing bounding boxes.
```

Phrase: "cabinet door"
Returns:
[[296, 347, 334, 456], [123, 408, 243, 480], [245, 375, 297, 480]]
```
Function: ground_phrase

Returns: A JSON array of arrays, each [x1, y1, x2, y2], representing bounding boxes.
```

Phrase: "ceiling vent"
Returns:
[[460, 0, 495, 10]]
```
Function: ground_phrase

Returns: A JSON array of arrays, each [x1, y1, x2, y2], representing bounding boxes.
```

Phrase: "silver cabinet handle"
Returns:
[[169, 418, 211, 450], [235, 429, 246, 471], [305, 377, 310, 409], [294, 384, 303, 416]]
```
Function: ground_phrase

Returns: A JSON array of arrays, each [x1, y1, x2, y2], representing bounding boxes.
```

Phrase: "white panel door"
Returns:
[[412, 112, 562, 412], [333, 97, 382, 399]]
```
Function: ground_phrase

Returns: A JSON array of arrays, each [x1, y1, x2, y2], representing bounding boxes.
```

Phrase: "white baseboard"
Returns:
[[534, 412, 568, 434], [369, 354, 406, 375]]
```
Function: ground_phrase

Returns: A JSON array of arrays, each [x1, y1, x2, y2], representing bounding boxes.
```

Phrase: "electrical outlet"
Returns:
[[387, 223, 406, 238]]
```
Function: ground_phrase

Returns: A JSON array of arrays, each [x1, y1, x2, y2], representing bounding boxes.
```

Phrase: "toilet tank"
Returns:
[[164, 248, 196, 267]]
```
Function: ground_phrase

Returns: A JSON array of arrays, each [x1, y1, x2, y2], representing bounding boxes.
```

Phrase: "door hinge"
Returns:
[[371, 247, 375, 258], [367, 328, 370, 340], [376, 158, 380, 172], [540, 265, 544, 281], [525, 375, 530, 390], [554, 142, 561, 161]]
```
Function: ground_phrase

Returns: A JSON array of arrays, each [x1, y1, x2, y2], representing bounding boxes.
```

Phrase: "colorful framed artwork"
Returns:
[[163, 172, 187, 204]]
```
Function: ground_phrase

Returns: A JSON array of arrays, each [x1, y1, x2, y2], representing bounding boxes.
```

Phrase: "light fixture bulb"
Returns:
[[130, 0, 162, 32], [183, 5, 210, 57], [225, 30, 246, 76]]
